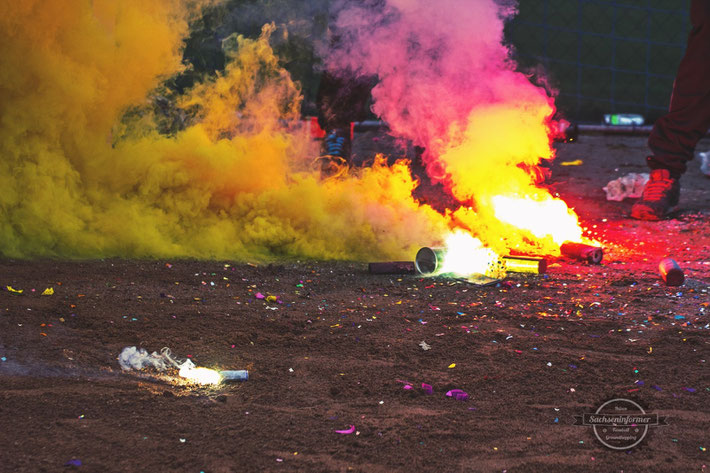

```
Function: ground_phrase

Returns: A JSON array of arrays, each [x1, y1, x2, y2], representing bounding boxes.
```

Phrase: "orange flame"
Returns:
[[490, 194, 584, 247]]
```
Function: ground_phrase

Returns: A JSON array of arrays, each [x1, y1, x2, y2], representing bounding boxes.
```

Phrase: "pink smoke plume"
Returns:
[[326, 0, 556, 186]]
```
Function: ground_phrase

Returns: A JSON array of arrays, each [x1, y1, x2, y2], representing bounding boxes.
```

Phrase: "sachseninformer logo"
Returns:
[[574, 398, 668, 450]]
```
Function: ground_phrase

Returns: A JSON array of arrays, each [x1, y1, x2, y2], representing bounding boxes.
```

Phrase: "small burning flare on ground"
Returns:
[[118, 347, 225, 386]]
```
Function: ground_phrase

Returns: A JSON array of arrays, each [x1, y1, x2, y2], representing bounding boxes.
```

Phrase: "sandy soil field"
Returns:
[[1, 134, 709, 472]]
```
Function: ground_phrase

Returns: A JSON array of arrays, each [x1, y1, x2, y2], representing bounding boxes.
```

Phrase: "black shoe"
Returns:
[[630, 169, 680, 220]]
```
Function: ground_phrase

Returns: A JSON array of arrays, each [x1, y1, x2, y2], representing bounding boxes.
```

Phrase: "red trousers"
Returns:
[[648, 0, 710, 177]]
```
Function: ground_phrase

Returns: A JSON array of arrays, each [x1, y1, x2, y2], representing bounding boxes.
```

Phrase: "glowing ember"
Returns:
[[438, 231, 499, 277], [490, 195, 584, 247], [178, 360, 222, 385]]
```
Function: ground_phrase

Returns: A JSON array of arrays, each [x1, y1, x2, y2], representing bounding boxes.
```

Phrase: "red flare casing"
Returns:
[[560, 242, 603, 264], [659, 258, 684, 286]]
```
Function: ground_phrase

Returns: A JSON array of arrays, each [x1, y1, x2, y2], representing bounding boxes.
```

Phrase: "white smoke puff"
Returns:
[[118, 346, 169, 371]]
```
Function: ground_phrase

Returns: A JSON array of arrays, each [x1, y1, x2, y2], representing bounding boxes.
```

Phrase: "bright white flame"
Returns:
[[491, 195, 583, 245], [439, 230, 499, 276], [178, 360, 222, 385]]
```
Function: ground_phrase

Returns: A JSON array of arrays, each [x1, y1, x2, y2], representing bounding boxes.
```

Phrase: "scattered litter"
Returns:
[[255, 292, 265, 299], [421, 383, 433, 395], [603, 172, 649, 201], [6, 286, 23, 294], [64, 459, 82, 467], [419, 341, 431, 351], [448, 363, 456, 369], [41, 287, 54, 296]]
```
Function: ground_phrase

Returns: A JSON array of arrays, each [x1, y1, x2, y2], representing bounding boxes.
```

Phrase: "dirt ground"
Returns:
[[1, 134, 709, 473]]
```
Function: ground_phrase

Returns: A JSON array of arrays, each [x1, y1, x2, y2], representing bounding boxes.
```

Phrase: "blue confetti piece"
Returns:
[[65, 459, 82, 467], [652, 385, 662, 391], [554, 417, 559, 423], [0, 357, 6, 362], [674, 315, 686, 320]]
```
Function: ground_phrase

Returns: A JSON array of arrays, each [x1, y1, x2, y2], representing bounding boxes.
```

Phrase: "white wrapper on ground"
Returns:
[[699, 151, 710, 176], [118, 346, 169, 371], [603, 172, 649, 201]]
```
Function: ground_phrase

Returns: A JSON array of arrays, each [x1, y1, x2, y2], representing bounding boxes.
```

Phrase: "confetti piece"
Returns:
[[255, 293, 265, 299], [448, 363, 456, 369], [403, 385, 413, 390], [6, 286, 23, 294], [421, 383, 433, 395], [65, 459, 82, 467], [266, 295, 278, 303], [42, 287, 54, 296], [335, 425, 355, 435], [560, 159, 583, 166], [446, 389, 468, 401]]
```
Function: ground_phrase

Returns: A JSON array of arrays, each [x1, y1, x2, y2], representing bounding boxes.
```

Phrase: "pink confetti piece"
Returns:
[[335, 425, 355, 435], [403, 384, 413, 390], [255, 293, 265, 299], [421, 383, 433, 395]]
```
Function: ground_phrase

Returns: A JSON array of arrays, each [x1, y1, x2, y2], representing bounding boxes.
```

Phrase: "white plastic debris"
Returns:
[[603, 172, 649, 201], [699, 151, 710, 177], [419, 341, 432, 351]]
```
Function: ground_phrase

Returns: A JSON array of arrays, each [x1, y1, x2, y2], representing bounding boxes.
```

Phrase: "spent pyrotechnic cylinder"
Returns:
[[560, 242, 603, 264], [368, 261, 415, 274], [415, 247, 446, 275], [501, 256, 547, 274], [659, 258, 684, 286], [220, 370, 249, 382]]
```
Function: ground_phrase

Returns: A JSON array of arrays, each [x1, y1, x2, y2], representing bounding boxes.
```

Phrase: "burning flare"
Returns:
[[438, 231, 499, 276], [490, 195, 584, 247], [178, 359, 222, 386]]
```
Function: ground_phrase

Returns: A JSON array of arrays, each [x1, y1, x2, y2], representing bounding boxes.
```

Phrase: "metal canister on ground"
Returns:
[[502, 256, 547, 274], [659, 258, 684, 286], [414, 247, 446, 275]]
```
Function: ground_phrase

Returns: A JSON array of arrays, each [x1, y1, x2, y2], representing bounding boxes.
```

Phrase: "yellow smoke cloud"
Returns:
[[0, 0, 449, 260]]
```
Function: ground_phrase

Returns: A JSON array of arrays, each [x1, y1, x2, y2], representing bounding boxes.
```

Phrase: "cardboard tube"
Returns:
[[220, 370, 249, 382], [659, 258, 684, 286]]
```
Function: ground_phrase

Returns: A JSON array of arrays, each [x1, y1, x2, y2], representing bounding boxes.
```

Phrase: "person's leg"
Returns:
[[647, 0, 710, 176], [633, 0, 710, 219]]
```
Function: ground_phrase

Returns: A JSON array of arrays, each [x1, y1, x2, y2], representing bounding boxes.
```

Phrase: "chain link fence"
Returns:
[[505, 0, 690, 123]]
